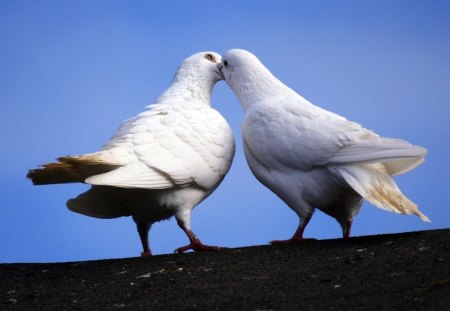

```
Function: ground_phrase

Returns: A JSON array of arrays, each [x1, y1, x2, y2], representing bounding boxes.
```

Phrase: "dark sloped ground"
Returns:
[[1, 229, 449, 310]]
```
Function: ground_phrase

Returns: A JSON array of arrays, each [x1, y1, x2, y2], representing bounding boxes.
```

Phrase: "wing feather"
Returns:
[[243, 97, 425, 176], [329, 137, 427, 175], [85, 104, 235, 190]]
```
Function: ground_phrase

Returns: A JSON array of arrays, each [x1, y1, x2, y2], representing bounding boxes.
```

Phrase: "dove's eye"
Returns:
[[223, 60, 229, 67], [204, 53, 216, 63]]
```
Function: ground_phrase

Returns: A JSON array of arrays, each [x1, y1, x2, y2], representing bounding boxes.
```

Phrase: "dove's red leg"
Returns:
[[136, 222, 152, 257], [342, 217, 353, 238], [270, 215, 315, 245], [174, 219, 225, 253]]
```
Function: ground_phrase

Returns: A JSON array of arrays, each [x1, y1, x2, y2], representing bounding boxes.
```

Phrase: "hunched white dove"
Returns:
[[219, 49, 428, 244]]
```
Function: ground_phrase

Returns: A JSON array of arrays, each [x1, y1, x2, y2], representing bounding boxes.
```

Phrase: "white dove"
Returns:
[[28, 51, 235, 256], [219, 49, 429, 244]]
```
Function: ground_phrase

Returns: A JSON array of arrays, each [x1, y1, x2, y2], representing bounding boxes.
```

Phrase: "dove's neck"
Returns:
[[155, 66, 216, 106], [231, 67, 294, 112]]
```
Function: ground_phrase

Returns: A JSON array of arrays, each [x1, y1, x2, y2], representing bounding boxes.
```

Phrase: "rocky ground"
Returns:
[[1, 229, 449, 310]]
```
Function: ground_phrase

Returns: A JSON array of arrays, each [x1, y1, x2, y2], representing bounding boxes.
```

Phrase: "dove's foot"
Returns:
[[174, 242, 227, 253], [175, 217, 227, 253], [270, 238, 316, 245], [140, 251, 152, 257], [269, 215, 314, 245]]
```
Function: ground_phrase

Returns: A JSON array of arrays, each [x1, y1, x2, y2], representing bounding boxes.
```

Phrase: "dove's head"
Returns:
[[219, 49, 286, 110], [158, 51, 224, 105], [178, 51, 224, 82], [156, 52, 223, 105]]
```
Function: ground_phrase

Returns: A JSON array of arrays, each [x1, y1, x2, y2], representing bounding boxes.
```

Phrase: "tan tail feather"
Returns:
[[335, 164, 430, 223], [366, 183, 430, 223], [57, 154, 121, 165], [27, 156, 121, 185]]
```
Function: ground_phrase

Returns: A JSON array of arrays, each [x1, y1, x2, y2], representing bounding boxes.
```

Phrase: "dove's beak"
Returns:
[[216, 63, 226, 81]]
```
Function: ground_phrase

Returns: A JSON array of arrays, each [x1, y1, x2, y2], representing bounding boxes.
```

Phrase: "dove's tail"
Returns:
[[331, 163, 430, 222], [27, 154, 121, 185], [67, 186, 130, 219]]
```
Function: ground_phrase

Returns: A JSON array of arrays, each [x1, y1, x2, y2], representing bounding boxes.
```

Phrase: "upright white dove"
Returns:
[[219, 49, 429, 243], [28, 51, 235, 256]]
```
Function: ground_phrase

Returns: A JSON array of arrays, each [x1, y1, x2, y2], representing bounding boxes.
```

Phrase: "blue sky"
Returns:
[[1, 1, 449, 263]]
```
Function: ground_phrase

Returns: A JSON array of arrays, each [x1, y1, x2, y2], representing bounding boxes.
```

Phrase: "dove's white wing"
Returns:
[[243, 95, 425, 175], [328, 137, 427, 175], [242, 98, 373, 171], [86, 104, 234, 190]]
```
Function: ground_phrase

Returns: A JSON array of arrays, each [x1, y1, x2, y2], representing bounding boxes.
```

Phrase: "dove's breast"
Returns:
[[189, 106, 236, 176]]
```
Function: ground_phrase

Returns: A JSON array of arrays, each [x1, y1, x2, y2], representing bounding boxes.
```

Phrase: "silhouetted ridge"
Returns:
[[1, 229, 449, 310]]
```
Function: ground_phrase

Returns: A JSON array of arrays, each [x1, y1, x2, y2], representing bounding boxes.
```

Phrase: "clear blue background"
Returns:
[[1, 1, 449, 263]]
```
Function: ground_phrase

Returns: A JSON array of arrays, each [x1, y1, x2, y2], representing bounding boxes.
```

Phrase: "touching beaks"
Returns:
[[216, 63, 226, 81]]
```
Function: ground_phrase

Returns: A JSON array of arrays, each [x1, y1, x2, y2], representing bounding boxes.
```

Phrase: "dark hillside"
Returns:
[[1, 229, 449, 310]]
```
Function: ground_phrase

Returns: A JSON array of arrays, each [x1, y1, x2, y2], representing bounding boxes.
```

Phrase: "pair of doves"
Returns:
[[28, 49, 429, 256]]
